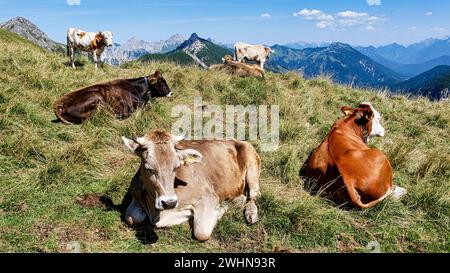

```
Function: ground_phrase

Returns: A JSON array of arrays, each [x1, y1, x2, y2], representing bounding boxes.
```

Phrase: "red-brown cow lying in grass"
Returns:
[[300, 102, 407, 209], [53, 70, 172, 124]]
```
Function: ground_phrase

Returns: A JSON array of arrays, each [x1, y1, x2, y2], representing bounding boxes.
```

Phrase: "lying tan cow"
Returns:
[[53, 70, 172, 124], [122, 130, 261, 241], [209, 55, 264, 78], [67, 27, 114, 69], [300, 102, 407, 208]]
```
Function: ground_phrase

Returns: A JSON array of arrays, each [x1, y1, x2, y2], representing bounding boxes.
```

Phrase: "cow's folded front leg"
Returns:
[[192, 197, 224, 242]]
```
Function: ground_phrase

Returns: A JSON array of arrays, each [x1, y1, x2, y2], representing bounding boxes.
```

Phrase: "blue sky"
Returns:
[[1, 0, 449, 46]]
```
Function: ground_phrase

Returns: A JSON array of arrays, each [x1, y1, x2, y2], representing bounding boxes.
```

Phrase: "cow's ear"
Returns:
[[341, 106, 354, 116], [154, 70, 162, 78], [361, 106, 373, 120], [177, 149, 202, 166], [95, 33, 103, 42], [122, 137, 140, 154], [148, 76, 157, 84]]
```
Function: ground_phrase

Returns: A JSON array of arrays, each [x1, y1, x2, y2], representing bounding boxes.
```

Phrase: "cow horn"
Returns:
[[172, 133, 186, 143], [135, 136, 146, 145]]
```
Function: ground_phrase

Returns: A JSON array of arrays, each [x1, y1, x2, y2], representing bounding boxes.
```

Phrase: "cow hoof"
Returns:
[[245, 202, 258, 224], [392, 186, 407, 199], [125, 212, 146, 227], [126, 216, 134, 226]]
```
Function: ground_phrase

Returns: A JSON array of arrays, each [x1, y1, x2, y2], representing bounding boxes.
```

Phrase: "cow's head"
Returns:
[[100, 31, 114, 47], [341, 102, 385, 142], [122, 130, 202, 210], [222, 54, 233, 63], [265, 47, 275, 58], [147, 70, 173, 97]]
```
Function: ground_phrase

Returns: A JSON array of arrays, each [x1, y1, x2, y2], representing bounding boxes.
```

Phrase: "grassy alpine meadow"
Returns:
[[0, 29, 449, 253]]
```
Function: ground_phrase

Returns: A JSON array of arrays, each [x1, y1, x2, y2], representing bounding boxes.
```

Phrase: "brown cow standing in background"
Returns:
[[300, 102, 407, 209], [53, 70, 172, 124]]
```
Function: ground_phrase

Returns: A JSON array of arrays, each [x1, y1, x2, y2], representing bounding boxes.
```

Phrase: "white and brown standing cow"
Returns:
[[67, 27, 113, 69], [122, 130, 261, 241], [234, 42, 274, 70]]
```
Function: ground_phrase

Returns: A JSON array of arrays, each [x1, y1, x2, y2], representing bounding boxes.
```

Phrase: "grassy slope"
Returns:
[[0, 29, 449, 253]]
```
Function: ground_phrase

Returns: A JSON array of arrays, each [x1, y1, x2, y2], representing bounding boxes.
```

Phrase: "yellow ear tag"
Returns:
[[183, 154, 197, 165]]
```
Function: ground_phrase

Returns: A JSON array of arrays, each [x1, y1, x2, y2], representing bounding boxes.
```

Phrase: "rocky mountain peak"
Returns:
[[0, 16, 63, 52]]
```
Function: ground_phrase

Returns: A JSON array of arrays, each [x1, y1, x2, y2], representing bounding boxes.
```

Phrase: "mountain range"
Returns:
[[102, 34, 185, 65], [140, 33, 232, 68], [355, 38, 450, 77], [1, 16, 448, 100], [283, 41, 331, 50], [267, 43, 405, 87]]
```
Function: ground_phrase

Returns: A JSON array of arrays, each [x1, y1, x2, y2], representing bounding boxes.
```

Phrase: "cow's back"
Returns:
[[175, 140, 260, 201], [54, 79, 141, 123]]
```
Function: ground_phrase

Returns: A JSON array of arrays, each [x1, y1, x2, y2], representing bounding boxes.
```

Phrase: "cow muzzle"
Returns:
[[166, 92, 173, 97], [155, 195, 178, 210]]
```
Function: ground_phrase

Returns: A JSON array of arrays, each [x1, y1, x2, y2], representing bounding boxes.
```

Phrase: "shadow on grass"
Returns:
[[63, 60, 86, 68], [76, 191, 159, 245]]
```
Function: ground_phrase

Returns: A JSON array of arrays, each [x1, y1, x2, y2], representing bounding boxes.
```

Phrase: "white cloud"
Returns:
[[430, 27, 446, 32], [294, 9, 386, 30], [426, 11, 433, 16], [408, 26, 417, 31], [67, 0, 81, 5], [367, 0, 381, 6], [294, 9, 333, 21], [260, 13, 271, 19]]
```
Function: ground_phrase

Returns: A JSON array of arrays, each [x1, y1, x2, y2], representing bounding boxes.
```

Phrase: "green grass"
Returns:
[[0, 29, 449, 253]]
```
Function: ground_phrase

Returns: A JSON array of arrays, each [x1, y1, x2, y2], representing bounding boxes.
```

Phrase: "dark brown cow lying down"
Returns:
[[300, 102, 407, 209], [53, 70, 172, 124]]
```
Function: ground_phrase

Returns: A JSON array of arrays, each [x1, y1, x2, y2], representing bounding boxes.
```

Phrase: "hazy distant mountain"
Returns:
[[357, 37, 450, 64], [396, 65, 450, 100], [395, 56, 450, 77], [354, 46, 403, 71], [357, 46, 450, 77], [0, 16, 64, 53], [283, 41, 330, 50], [103, 34, 185, 65], [140, 33, 232, 68], [267, 43, 404, 87]]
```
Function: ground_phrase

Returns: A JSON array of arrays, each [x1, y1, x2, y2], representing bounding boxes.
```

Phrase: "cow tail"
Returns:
[[346, 184, 393, 209], [53, 103, 72, 125]]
